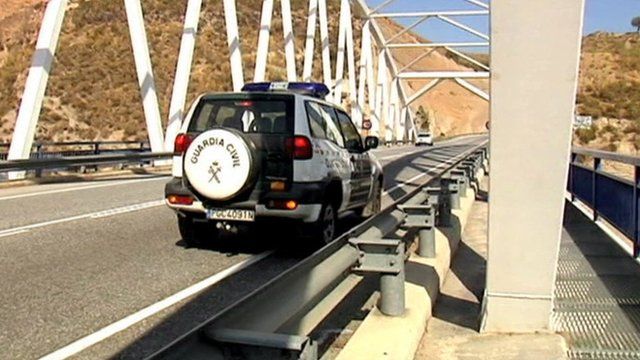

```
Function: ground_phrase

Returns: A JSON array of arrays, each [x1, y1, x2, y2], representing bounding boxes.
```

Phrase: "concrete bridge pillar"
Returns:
[[481, 0, 585, 332]]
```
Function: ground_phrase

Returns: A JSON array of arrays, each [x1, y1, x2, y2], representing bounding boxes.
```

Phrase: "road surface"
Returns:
[[0, 135, 486, 359]]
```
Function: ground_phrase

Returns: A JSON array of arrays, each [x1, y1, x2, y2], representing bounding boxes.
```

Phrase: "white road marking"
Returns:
[[90, 200, 164, 219], [383, 142, 486, 196], [0, 176, 168, 202], [39, 251, 273, 360], [0, 200, 165, 238]]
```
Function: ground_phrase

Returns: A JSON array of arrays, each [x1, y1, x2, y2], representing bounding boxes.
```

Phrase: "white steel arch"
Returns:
[[8, 0, 490, 175], [8, 0, 168, 179], [355, 0, 491, 143]]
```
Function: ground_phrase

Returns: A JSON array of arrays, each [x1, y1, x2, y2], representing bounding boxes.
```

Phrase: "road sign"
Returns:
[[362, 119, 372, 130]]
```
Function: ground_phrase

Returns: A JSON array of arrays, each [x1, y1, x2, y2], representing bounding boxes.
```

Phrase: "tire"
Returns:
[[356, 179, 383, 218], [177, 215, 214, 248], [306, 202, 338, 247]]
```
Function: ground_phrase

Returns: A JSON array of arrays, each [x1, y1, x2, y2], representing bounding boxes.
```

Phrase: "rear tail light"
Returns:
[[286, 136, 313, 160], [267, 199, 298, 210], [167, 195, 194, 205], [174, 133, 193, 154]]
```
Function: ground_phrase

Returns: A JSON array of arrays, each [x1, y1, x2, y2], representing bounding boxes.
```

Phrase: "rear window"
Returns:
[[188, 98, 293, 134]]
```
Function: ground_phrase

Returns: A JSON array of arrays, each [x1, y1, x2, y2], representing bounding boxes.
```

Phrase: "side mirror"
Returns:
[[364, 136, 379, 150]]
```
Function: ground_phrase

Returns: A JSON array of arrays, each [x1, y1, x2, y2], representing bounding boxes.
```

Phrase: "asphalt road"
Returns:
[[0, 135, 486, 359]]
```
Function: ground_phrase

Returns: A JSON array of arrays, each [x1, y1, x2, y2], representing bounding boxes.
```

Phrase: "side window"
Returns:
[[320, 105, 345, 147], [305, 102, 345, 147], [306, 102, 327, 139], [336, 111, 363, 152]]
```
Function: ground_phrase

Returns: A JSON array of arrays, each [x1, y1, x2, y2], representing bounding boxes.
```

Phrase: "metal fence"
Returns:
[[0, 141, 164, 179], [148, 143, 488, 359], [568, 147, 640, 258], [0, 140, 150, 161]]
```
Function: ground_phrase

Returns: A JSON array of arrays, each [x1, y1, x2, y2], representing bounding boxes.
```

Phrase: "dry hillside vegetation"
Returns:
[[573, 32, 640, 159], [0, 0, 358, 143], [577, 32, 640, 121]]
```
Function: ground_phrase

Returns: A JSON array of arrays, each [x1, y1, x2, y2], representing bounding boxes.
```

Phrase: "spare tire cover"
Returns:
[[184, 129, 254, 200]]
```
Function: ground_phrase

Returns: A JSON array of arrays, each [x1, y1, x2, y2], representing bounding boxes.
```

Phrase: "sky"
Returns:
[[366, 0, 640, 53]]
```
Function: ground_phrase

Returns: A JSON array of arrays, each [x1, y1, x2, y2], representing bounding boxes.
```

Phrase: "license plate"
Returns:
[[207, 208, 256, 222]]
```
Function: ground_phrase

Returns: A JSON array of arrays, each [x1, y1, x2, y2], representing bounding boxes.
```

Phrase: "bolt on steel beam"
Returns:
[[399, 203, 436, 258]]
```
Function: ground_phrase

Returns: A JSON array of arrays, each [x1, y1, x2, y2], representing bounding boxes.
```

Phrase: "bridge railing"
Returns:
[[0, 140, 151, 161], [0, 141, 166, 179], [568, 147, 640, 257]]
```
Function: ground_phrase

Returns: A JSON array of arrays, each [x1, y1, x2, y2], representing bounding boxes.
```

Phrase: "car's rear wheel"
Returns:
[[177, 215, 215, 248], [305, 202, 337, 247]]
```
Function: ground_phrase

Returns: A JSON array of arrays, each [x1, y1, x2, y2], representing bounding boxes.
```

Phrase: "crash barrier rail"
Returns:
[[149, 142, 489, 360], [569, 147, 640, 258], [0, 140, 150, 161], [0, 152, 173, 177]]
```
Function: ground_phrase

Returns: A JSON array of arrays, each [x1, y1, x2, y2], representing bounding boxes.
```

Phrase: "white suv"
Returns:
[[165, 82, 384, 247], [415, 132, 434, 146]]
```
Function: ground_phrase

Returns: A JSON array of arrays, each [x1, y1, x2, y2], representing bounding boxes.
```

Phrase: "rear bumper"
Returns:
[[164, 178, 323, 223]]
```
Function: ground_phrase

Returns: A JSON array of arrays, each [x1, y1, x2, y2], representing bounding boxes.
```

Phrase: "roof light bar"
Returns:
[[241, 82, 330, 99]]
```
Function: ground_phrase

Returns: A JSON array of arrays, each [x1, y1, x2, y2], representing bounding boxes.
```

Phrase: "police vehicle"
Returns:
[[165, 82, 384, 247]]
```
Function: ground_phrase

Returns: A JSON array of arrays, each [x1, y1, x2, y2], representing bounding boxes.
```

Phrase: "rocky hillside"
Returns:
[[0, 0, 490, 144], [577, 32, 640, 121], [573, 32, 640, 155]]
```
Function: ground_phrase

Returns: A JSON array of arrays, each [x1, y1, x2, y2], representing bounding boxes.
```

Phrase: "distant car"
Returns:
[[415, 132, 434, 146], [165, 82, 384, 247]]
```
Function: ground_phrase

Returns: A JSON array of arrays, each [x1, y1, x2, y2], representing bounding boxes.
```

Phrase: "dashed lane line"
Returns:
[[0, 176, 169, 202], [0, 200, 165, 239]]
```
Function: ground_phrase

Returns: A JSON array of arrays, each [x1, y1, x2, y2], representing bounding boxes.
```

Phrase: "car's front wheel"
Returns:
[[356, 179, 383, 218], [177, 215, 215, 248]]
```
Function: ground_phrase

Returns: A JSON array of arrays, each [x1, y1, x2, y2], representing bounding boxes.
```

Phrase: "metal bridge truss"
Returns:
[[7, 0, 490, 179]]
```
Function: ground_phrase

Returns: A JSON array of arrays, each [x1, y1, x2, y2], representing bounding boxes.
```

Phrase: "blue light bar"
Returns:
[[241, 82, 330, 99]]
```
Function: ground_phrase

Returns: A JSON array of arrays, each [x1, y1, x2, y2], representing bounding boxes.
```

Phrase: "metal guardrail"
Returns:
[[0, 141, 150, 161], [148, 142, 488, 360], [0, 152, 172, 174], [569, 147, 640, 258]]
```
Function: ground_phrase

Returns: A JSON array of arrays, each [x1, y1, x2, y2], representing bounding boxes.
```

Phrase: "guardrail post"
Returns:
[[454, 169, 469, 196], [350, 238, 405, 316], [635, 166, 639, 258], [593, 157, 601, 221], [380, 253, 405, 316], [450, 170, 466, 202], [432, 185, 451, 227], [399, 202, 436, 258], [35, 144, 43, 178], [460, 161, 476, 188], [441, 177, 459, 211], [569, 153, 577, 202], [93, 142, 100, 155]]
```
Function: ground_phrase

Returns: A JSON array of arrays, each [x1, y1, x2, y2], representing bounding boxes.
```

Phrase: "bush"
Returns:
[[599, 124, 616, 136], [575, 125, 597, 143]]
